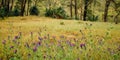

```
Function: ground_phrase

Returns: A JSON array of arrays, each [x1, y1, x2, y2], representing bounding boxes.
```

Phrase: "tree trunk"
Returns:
[[70, 0, 73, 18], [1, 0, 4, 7], [35, 0, 38, 6], [80, 0, 83, 20], [7, 0, 10, 12], [1, 0, 5, 7], [104, 0, 111, 22], [21, 0, 27, 16], [27, 0, 30, 16], [74, 0, 77, 19], [10, 0, 14, 11], [83, 0, 88, 21]]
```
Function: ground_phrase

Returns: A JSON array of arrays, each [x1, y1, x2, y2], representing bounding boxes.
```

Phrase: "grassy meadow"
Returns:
[[0, 16, 120, 60]]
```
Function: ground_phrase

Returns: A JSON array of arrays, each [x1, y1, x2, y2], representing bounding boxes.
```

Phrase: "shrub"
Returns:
[[0, 7, 8, 19], [30, 6, 39, 16], [88, 15, 98, 21], [45, 8, 54, 17], [13, 8, 20, 16], [86, 9, 98, 21], [45, 7, 68, 19]]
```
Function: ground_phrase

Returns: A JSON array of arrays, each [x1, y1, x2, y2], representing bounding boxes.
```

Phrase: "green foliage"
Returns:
[[30, 6, 39, 16], [0, 7, 8, 19], [88, 15, 98, 21], [13, 8, 21, 16], [8, 8, 20, 16], [87, 9, 98, 21], [45, 7, 68, 19]]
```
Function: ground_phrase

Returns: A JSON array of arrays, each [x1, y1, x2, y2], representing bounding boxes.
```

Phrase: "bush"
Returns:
[[45, 7, 68, 19], [0, 7, 8, 19], [8, 8, 20, 16], [13, 8, 20, 16], [88, 15, 98, 21], [30, 6, 39, 16], [86, 9, 98, 21]]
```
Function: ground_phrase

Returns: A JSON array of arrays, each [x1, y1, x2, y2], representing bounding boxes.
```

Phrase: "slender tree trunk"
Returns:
[[7, 0, 10, 11], [104, 0, 111, 22], [74, 0, 77, 19], [1, 0, 5, 7], [5, 0, 8, 6], [70, 0, 73, 18], [80, 0, 83, 20], [1, 0, 4, 7], [10, 0, 14, 11], [27, 0, 30, 16], [35, 0, 38, 6], [21, 0, 27, 16], [83, 0, 88, 21]]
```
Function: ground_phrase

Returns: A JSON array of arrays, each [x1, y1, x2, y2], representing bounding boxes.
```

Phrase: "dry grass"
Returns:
[[0, 16, 120, 60]]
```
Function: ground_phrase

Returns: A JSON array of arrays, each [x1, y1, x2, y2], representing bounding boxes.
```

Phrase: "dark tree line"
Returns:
[[0, 0, 40, 17]]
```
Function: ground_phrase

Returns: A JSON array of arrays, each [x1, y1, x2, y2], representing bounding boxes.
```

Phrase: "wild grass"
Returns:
[[0, 16, 120, 60]]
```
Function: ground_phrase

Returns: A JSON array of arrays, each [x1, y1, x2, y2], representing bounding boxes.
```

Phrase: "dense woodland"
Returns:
[[0, 0, 120, 24]]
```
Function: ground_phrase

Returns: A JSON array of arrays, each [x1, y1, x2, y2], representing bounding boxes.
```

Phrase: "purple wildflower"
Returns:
[[80, 43, 86, 49], [66, 40, 70, 44], [14, 49, 17, 54], [2, 40, 6, 45], [70, 43, 75, 47], [14, 36, 20, 39], [10, 46, 14, 49], [33, 46, 37, 52], [36, 42, 41, 47]]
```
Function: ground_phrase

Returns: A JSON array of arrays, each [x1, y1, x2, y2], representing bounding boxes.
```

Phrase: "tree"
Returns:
[[74, 0, 78, 19], [70, 0, 73, 18], [103, 0, 111, 22], [18, 0, 27, 16], [27, 0, 32, 16], [83, 0, 93, 21], [112, 0, 120, 24]]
